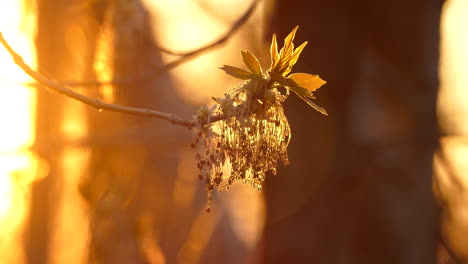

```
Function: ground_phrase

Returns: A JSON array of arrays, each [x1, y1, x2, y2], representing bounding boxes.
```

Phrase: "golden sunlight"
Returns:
[[144, 0, 266, 258], [143, 0, 263, 104], [437, 0, 468, 259], [439, 0, 468, 134], [438, 0, 468, 186], [0, 1, 37, 263]]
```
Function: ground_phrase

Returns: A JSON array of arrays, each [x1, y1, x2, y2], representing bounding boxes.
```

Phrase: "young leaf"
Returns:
[[241, 50, 262, 77], [288, 73, 326, 92], [283, 41, 307, 75], [280, 26, 299, 62], [294, 92, 328, 115], [269, 71, 291, 87], [220, 65, 252, 80], [270, 34, 279, 69], [284, 26, 299, 49], [276, 53, 293, 76], [287, 84, 314, 98]]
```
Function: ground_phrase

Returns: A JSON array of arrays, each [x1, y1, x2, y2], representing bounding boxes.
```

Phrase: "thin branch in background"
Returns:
[[0, 32, 226, 128], [154, 0, 258, 59], [0, 0, 257, 124], [22, 0, 259, 88], [193, 0, 236, 24]]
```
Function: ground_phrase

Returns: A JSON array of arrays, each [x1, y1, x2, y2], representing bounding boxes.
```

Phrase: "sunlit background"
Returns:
[[436, 0, 468, 259], [0, 0, 467, 263], [1, 0, 264, 263], [0, 1, 37, 264]]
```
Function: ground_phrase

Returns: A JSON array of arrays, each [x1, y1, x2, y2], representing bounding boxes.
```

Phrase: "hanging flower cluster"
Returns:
[[192, 26, 327, 206]]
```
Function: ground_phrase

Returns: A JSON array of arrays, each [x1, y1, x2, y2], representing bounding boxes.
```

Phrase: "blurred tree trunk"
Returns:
[[27, 0, 192, 263], [26, 0, 102, 263], [263, 0, 443, 263], [80, 0, 186, 263], [71, 0, 203, 262]]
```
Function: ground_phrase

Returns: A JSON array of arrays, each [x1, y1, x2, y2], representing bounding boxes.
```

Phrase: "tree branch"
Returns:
[[0, 32, 207, 128], [155, 0, 258, 69], [0, 0, 256, 126], [21, 0, 259, 88]]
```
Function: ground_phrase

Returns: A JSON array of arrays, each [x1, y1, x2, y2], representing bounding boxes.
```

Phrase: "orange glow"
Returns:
[[439, 0, 468, 134], [176, 205, 221, 264], [144, 0, 266, 257], [0, 1, 37, 263], [437, 0, 468, 259], [220, 183, 265, 249], [94, 25, 116, 103], [48, 16, 91, 264], [0, 1, 266, 263], [438, 0, 468, 193], [143, 0, 264, 104], [49, 147, 90, 264]]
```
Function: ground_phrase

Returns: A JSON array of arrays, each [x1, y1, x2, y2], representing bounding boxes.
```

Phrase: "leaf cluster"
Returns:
[[220, 26, 327, 115]]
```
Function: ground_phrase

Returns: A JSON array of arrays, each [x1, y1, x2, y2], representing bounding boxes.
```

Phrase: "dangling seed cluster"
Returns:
[[193, 80, 291, 206], [193, 26, 327, 208]]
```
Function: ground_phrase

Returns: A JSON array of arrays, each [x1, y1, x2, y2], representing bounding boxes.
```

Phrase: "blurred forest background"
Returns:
[[0, 0, 467, 263]]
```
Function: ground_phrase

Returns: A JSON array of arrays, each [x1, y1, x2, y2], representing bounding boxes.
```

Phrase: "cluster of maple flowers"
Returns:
[[192, 26, 327, 206]]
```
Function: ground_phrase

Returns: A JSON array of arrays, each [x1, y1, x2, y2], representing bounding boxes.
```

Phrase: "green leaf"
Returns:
[[219, 65, 252, 80], [241, 50, 262, 77], [288, 73, 326, 92]]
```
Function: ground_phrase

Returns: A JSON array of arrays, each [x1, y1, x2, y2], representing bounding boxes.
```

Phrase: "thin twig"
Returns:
[[156, 0, 258, 67], [0, 32, 202, 128], [22, 0, 259, 88]]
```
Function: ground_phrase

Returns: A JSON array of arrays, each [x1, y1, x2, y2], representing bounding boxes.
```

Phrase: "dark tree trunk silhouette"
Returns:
[[263, 1, 443, 263]]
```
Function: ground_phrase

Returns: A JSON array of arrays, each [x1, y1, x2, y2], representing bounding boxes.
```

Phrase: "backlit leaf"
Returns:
[[288, 73, 326, 92], [284, 26, 299, 48], [283, 41, 307, 75], [276, 53, 292, 75], [270, 34, 279, 70], [280, 26, 298, 62], [272, 26, 302, 76], [294, 92, 328, 115], [241, 50, 262, 77], [268, 71, 290, 87], [220, 65, 252, 80], [287, 84, 313, 98]]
